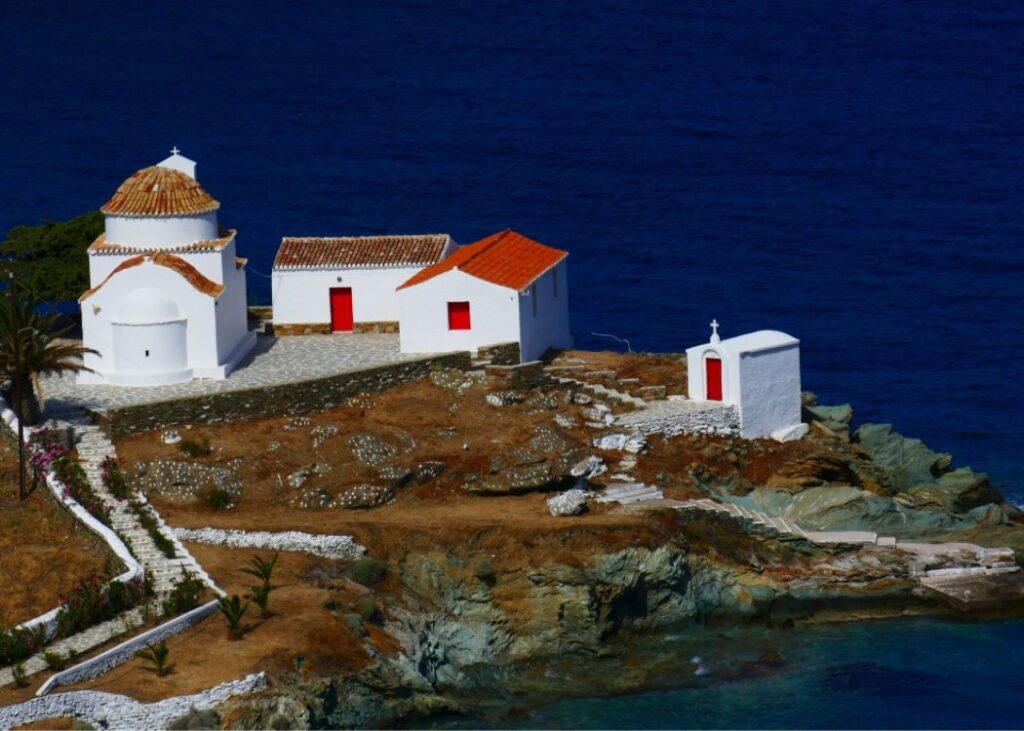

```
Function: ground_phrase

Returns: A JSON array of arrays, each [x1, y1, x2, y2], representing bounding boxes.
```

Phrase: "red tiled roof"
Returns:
[[88, 230, 237, 255], [273, 234, 450, 270], [100, 166, 220, 217], [398, 229, 567, 291], [79, 253, 223, 301]]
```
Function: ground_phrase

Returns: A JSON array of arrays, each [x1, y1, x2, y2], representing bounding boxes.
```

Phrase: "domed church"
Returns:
[[78, 149, 256, 386]]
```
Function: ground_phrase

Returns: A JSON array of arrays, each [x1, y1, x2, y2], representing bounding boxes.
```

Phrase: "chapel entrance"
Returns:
[[705, 357, 723, 401], [329, 287, 353, 332]]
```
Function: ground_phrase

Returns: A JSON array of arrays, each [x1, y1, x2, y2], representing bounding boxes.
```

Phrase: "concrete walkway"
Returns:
[[40, 333, 435, 414]]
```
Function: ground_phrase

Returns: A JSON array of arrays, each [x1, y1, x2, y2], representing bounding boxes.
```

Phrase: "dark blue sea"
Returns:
[[2, 2, 1023, 727]]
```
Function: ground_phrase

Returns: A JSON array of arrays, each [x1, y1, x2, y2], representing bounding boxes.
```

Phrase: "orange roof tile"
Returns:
[[88, 230, 237, 255], [100, 166, 220, 217], [273, 234, 450, 270], [79, 253, 223, 302], [398, 229, 567, 291]]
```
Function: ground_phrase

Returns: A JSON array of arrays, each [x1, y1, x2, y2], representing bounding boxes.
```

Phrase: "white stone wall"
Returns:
[[272, 266, 428, 325], [104, 212, 218, 249], [398, 269, 522, 355], [516, 261, 573, 362], [737, 344, 802, 439], [620, 403, 739, 438], [173, 527, 365, 559], [0, 672, 267, 728]]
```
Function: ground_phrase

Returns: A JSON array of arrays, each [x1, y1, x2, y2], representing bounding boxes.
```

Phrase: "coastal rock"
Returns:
[[855, 423, 1001, 512], [854, 423, 952, 491]]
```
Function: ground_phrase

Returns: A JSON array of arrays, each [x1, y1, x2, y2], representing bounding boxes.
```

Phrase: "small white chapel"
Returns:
[[78, 150, 256, 386]]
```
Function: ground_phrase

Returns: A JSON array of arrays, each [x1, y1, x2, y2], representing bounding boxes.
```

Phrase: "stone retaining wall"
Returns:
[[271, 322, 332, 336], [95, 351, 472, 439], [1, 672, 267, 728], [35, 600, 220, 696], [478, 341, 521, 365], [353, 321, 400, 334]]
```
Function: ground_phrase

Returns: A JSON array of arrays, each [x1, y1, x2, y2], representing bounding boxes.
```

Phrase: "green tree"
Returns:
[[0, 279, 96, 428], [1, 211, 102, 304]]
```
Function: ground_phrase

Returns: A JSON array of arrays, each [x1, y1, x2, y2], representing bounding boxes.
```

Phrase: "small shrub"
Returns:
[[101, 456, 132, 501], [351, 557, 388, 586], [162, 570, 206, 617], [249, 584, 272, 618], [11, 662, 27, 688], [217, 594, 249, 640], [137, 640, 171, 677], [55, 573, 148, 639], [474, 559, 495, 581], [203, 486, 234, 510], [0, 624, 45, 667], [342, 613, 367, 637], [43, 650, 68, 671], [179, 438, 212, 458], [355, 597, 379, 623], [129, 501, 176, 558]]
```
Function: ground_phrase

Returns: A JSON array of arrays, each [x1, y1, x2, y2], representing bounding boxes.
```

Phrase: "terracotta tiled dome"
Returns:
[[100, 166, 220, 217]]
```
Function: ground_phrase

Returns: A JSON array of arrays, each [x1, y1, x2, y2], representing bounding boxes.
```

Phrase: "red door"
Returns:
[[705, 357, 723, 401], [329, 287, 353, 332]]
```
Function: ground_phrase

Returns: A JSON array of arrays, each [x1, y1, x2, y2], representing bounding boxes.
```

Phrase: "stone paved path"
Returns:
[[0, 404, 220, 687], [49, 402, 218, 596], [40, 333, 436, 413]]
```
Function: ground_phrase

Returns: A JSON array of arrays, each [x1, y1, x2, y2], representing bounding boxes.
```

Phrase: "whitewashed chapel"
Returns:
[[78, 150, 256, 386]]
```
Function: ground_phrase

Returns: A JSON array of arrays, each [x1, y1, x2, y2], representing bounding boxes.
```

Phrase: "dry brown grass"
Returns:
[[0, 439, 117, 626], [114, 374, 611, 539], [555, 349, 688, 395]]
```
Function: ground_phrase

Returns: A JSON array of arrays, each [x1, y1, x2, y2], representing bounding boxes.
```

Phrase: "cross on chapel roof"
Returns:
[[710, 318, 721, 344], [170, 145, 180, 156]]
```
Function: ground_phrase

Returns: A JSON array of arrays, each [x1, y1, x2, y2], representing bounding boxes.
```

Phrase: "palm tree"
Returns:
[[0, 275, 96, 426]]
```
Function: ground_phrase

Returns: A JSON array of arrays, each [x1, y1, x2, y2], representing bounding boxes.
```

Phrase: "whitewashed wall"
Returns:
[[687, 332, 802, 439], [516, 261, 573, 362], [104, 213, 218, 248], [81, 263, 218, 385], [272, 266, 426, 325], [737, 343, 802, 439], [398, 269, 521, 354]]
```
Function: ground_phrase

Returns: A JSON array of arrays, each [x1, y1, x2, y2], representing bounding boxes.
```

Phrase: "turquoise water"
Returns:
[[446, 619, 1024, 729]]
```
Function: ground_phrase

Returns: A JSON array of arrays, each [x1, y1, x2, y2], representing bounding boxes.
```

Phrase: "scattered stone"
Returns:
[[267, 441, 281, 451], [430, 368, 473, 392], [524, 391, 559, 412], [132, 460, 242, 503], [634, 385, 667, 401], [486, 390, 528, 407], [547, 488, 589, 516], [311, 424, 340, 448], [554, 414, 579, 429], [161, 429, 182, 445], [414, 461, 446, 483], [336, 484, 396, 509], [173, 527, 365, 559], [346, 433, 399, 466], [377, 464, 413, 488], [570, 455, 607, 479]]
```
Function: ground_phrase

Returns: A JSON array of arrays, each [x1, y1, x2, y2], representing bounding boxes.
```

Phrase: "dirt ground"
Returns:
[[0, 439, 117, 626], [115, 373, 619, 539], [552, 349, 688, 396]]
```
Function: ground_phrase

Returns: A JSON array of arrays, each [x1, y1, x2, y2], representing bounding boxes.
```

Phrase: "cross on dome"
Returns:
[[710, 318, 720, 344]]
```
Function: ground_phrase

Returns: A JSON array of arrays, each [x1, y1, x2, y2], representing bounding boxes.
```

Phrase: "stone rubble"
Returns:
[[547, 488, 590, 516], [173, 527, 365, 559], [0, 672, 267, 730]]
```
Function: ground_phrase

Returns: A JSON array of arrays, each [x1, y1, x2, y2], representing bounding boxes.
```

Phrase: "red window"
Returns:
[[448, 301, 471, 330]]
